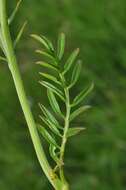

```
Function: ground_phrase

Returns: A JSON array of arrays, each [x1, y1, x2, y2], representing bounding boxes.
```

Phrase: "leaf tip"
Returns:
[[90, 82, 95, 91], [30, 34, 36, 39], [76, 48, 80, 53]]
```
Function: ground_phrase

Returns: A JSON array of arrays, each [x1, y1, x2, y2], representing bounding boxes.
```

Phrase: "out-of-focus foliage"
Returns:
[[0, 0, 126, 189]]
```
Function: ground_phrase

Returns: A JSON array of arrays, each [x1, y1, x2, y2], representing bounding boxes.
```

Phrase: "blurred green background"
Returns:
[[0, 0, 126, 189]]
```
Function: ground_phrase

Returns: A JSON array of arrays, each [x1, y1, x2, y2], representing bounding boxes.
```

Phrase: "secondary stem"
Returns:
[[59, 74, 71, 184], [60, 88, 70, 162]]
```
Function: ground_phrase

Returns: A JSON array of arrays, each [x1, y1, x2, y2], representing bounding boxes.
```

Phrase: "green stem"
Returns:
[[0, 0, 65, 189], [59, 74, 71, 186], [60, 87, 70, 163]]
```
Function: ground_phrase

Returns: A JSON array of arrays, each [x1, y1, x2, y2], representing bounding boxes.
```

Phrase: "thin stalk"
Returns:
[[59, 74, 71, 186], [0, 0, 64, 189]]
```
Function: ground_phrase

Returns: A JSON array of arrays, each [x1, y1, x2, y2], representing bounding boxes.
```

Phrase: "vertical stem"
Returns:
[[59, 74, 70, 187], [0, 0, 64, 189], [60, 87, 70, 163]]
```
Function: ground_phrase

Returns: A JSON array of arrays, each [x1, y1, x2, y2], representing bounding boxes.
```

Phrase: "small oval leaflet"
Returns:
[[40, 73, 61, 85], [69, 60, 82, 89], [63, 48, 80, 74], [31, 34, 50, 50], [39, 104, 60, 128], [70, 105, 91, 122], [57, 33, 65, 60], [39, 115, 61, 137], [72, 83, 94, 107], [40, 81, 65, 102], [36, 50, 57, 65], [37, 61, 58, 72], [38, 125, 60, 148], [47, 89, 62, 116], [67, 127, 86, 138]]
